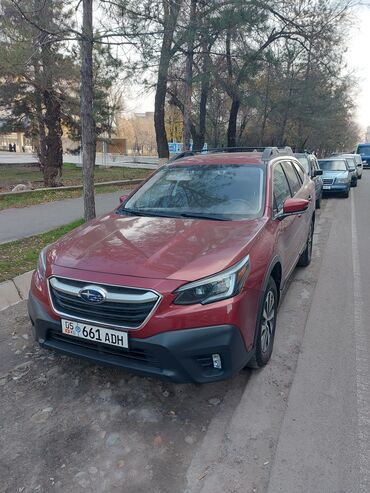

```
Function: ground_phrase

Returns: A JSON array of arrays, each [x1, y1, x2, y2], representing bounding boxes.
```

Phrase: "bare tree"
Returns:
[[81, 0, 96, 220]]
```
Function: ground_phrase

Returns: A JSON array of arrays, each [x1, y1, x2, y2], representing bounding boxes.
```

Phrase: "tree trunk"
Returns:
[[193, 48, 211, 151], [43, 90, 63, 187], [227, 98, 240, 147], [38, 5, 64, 187], [81, 0, 96, 221], [183, 0, 197, 151], [154, 0, 181, 161], [259, 62, 271, 146], [33, 61, 47, 172]]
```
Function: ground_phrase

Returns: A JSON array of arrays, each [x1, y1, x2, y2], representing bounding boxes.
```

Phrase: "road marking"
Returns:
[[350, 192, 370, 491]]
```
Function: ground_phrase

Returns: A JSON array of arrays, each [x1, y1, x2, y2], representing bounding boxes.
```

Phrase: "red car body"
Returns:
[[28, 149, 315, 382]]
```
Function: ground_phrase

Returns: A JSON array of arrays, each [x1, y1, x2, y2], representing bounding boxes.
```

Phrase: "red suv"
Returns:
[[28, 147, 316, 383]]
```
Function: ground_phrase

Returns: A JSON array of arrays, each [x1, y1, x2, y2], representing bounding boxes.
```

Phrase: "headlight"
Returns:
[[336, 177, 348, 183], [173, 255, 250, 305], [36, 246, 49, 279]]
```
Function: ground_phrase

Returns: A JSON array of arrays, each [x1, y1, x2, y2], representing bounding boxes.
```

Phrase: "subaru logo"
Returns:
[[79, 286, 107, 304]]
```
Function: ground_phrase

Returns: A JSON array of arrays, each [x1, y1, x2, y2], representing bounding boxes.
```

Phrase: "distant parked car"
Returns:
[[318, 158, 351, 198], [331, 154, 358, 186], [343, 157, 358, 186], [356, 144, 370, 168], [333, 153, 363, 179], [295, 153, 323, 208]]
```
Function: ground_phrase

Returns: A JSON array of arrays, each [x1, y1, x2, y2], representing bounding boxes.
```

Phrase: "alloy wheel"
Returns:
[[260, 289, 276, 353]]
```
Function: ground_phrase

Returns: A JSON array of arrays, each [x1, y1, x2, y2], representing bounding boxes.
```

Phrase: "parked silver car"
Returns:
[[332, 153, 363, 180]]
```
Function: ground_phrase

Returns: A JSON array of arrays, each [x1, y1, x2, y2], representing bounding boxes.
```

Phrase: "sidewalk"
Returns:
[[0, 271, 32, 311], [0, 190, 124, 244], [0, 151, 158, 168]]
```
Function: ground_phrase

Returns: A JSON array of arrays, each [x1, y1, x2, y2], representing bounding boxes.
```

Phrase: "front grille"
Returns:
[[323, 178, 334, 185], [49, 277, 160, 329], [48, 331, 161, 368]]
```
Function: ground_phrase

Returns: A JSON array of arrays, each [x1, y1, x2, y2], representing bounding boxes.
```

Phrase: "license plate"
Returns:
[[323, 185, 331, 190], [61, 319, 128, 348]]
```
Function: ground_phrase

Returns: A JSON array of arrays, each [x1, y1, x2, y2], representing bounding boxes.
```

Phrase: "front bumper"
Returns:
[[322, 183, 349, 194], [28, 291, 252, 383]]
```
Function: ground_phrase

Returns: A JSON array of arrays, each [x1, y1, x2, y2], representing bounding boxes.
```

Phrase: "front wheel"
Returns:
[[247, 278, 278, 369], [298, 219, 314, 267], [344, 188, 350, 198]]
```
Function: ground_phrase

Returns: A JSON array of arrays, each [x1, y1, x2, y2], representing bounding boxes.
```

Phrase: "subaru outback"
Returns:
[[28, 147, 315, 383]]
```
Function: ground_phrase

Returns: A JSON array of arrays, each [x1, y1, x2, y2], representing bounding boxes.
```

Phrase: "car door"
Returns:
[[280, 160, 309, 263], [272, 162, 299, 281]]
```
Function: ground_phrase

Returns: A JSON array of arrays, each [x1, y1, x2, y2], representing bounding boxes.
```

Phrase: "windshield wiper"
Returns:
[[178, 212, 229, 221], [119, 208, 229, 221], [119, 208, 179, 218]]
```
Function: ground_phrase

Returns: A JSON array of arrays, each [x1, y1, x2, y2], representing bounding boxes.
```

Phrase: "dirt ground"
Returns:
[[0, 302, 248, 493]]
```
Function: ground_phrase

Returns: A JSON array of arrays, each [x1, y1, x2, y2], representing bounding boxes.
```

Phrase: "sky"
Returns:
[[129, 5, 370, 138], [346, 5, 370, 135]]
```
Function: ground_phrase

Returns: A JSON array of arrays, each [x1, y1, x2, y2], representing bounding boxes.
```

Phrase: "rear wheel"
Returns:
[[298, 219, 314, 267], [315, 196, 321, 209], [248, 278, 278, 369]]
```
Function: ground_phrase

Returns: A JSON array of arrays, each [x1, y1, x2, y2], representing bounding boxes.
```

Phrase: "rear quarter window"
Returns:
[[292, 161, 305, 182], [281, 161, 301, 196]]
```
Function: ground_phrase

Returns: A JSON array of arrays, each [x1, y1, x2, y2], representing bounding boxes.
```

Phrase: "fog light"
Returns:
[[212, 354, 222, 369]]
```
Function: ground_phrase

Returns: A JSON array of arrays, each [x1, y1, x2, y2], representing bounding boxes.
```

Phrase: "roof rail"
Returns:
[[261, 146, 293, 161], [168, 146, 293, 162]]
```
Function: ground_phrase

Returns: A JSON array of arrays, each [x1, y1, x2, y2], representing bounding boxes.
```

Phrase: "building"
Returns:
[[0, 131, 33, 152]]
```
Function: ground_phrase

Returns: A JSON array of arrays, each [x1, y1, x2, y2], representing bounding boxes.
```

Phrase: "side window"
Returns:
[[273, 163, 291, 213], [281, 161, 301, 196], [292, 161, 305, 182]]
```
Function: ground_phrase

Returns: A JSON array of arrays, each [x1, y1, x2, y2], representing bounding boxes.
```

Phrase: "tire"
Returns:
[[315, 196, 321, 209], [344, 188, 350, 198], [247, 278, 278, 369], [298, 219, 314, 267], [358, 174, 362, 180], [353, 180, 358, 187]]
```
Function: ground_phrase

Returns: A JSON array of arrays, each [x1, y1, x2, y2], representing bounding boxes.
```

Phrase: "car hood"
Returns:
[[49, 213, 265, 281], [322, 170, 348, 179]]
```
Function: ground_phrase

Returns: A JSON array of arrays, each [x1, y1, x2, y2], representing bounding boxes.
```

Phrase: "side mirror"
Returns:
[[313, 169, 323, 176], [119, 194, 128, 204], [279, 197, 309, 219], [357, 163, 362, 167]]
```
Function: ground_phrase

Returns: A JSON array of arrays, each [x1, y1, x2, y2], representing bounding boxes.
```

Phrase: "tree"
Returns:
[[81, 0, 96, 220], [0, 0, 77, 186]]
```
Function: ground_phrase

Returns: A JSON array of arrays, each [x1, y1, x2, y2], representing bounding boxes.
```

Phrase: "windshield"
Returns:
[[318, 160, 347, 171], [119, 164, 266, 220], [357, 145, 370, 155], [297, 157, 310, 174]]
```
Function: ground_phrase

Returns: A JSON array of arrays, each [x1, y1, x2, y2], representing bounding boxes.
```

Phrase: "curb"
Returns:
[[0, 270, 33, 311], [0, 178, 144, 198]]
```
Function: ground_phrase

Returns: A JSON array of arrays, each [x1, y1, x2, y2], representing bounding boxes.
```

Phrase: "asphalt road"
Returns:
[[0, 191, 125, 244], [1, 173, 370, 492]]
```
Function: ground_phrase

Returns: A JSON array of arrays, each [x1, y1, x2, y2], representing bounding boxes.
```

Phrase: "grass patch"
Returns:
[[0, 162, 150, 190], [0, 219, 84, 282], [0, 183, 137, 211]]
